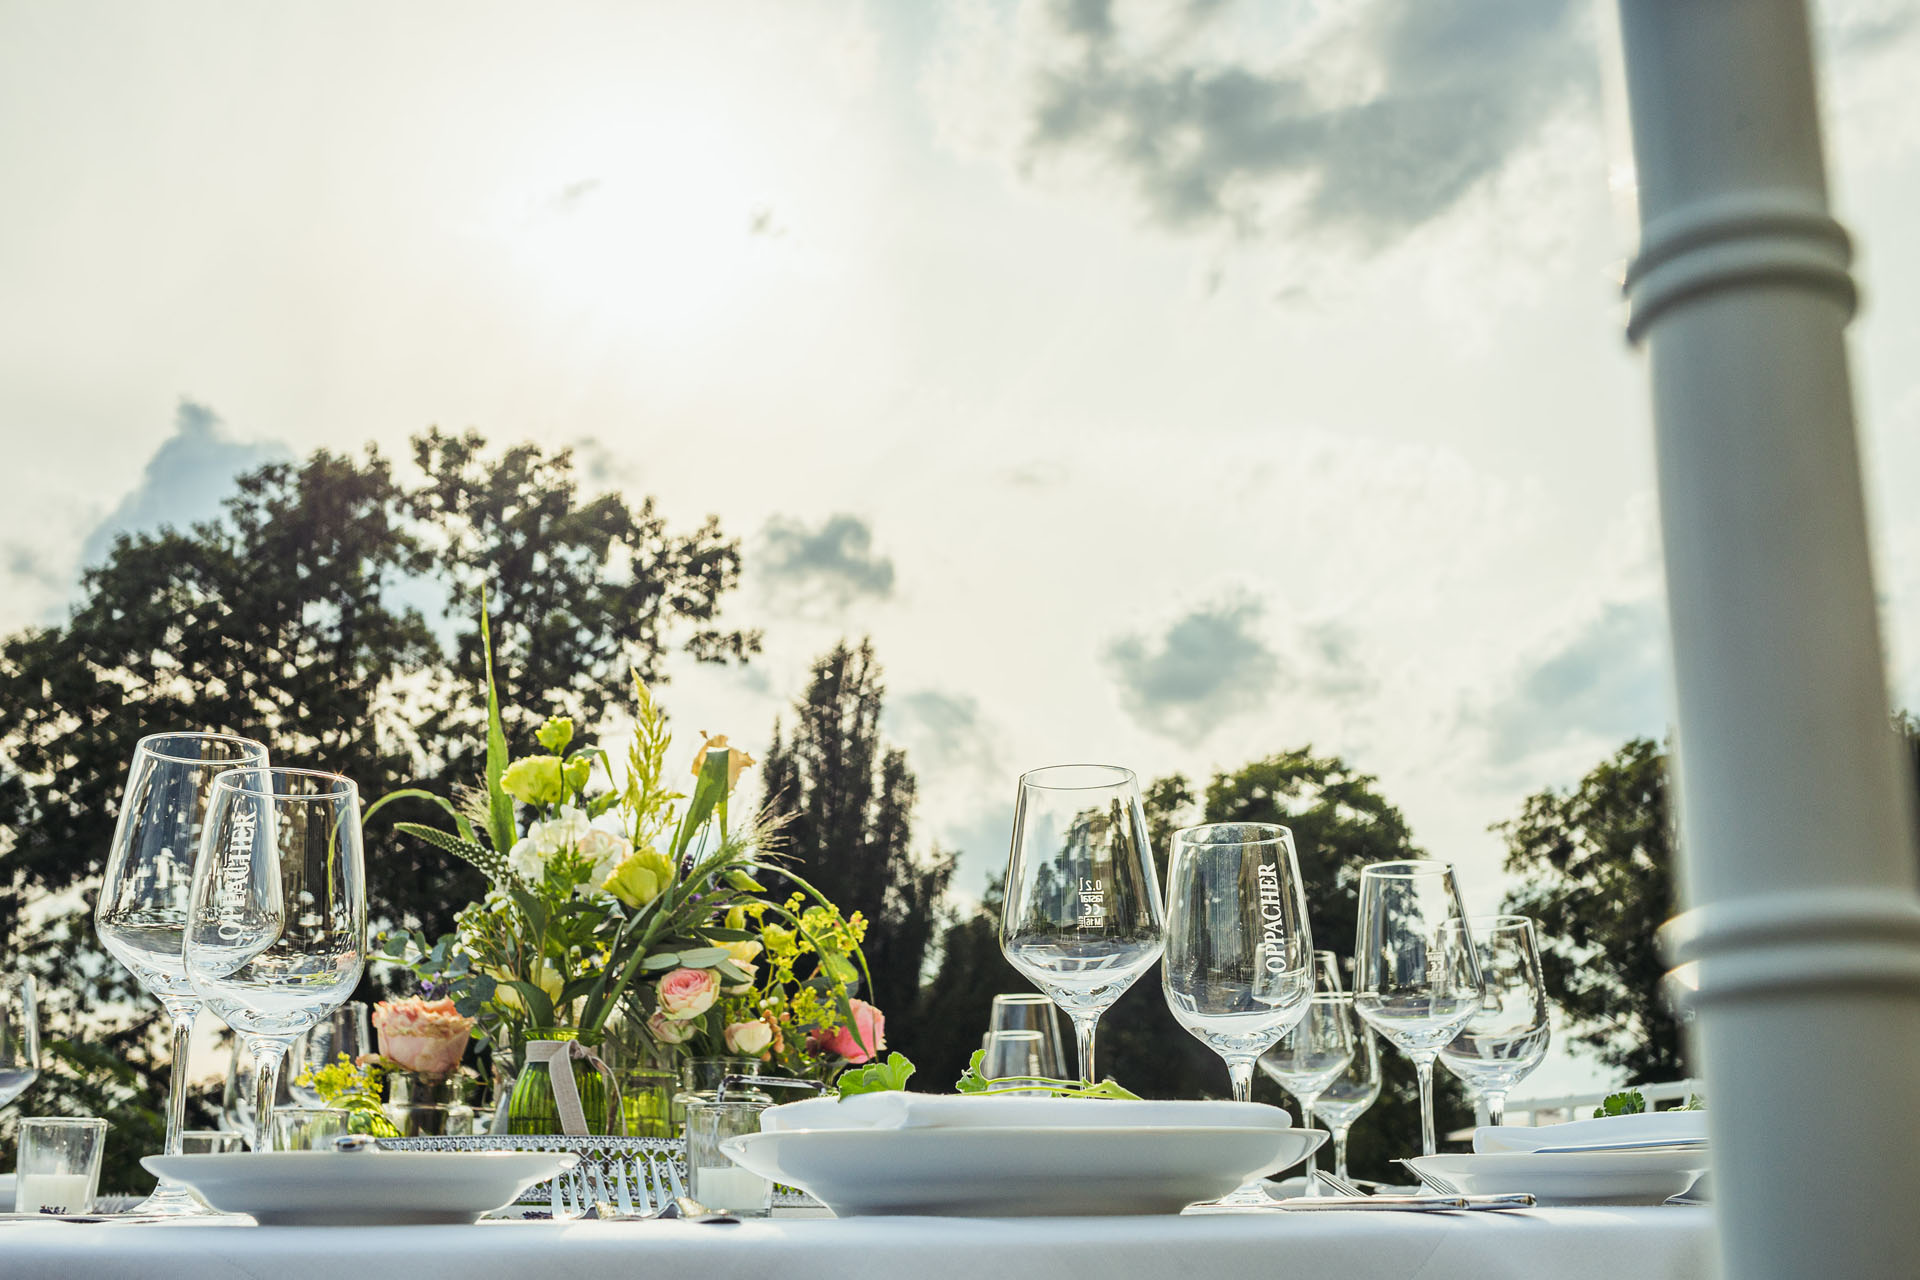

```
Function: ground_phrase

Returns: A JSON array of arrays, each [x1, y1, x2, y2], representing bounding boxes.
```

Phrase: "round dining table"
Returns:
[[3, 1204, 1713, 1280]]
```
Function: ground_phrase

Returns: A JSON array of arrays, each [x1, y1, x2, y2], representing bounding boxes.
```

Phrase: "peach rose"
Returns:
[[647, 1009, 698, 1045], [372, 997, 474, 1077], [807, 999, 885, 1064], [657, 967, 720, 1021], [724, 1018, 776, 1058]]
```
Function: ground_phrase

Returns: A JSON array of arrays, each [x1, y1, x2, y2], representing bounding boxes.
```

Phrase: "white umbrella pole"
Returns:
[[1615, 0, 1920, 1273]]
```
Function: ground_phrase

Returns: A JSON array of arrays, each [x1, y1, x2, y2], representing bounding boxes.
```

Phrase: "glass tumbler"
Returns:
[[684, 1097, 773, 1217], [17, 1117, 109, 1215]]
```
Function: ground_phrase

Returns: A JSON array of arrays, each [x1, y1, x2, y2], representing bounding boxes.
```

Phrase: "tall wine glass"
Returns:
[[1258, 991, 1354, 1192], [1313, 1011, 1381, 1184], [1163, 823, 1316, 1209], [0, 973, 40, 1109], [1351, 860, 1482, 1156], [1438, 915, 1551, 1125], [95, 731, 270, 1214], [1001, 765, 1164, 1084], [1254, 951, 1343, 1120], [185, 768, 366, 1151]]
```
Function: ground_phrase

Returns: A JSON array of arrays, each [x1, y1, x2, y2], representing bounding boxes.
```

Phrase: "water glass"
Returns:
[[289, 1001, 372, 1105], [981, 1029, 1049, 1093], [16, 1117, 108, 1215], [0, 973, 41, 1110], [1352, 860, 1481, 1156], [185, 768, 367, 1152], [684, 1097, 773, 1217], [269, 1106, 351, 1151], [1002, 765, 1165, 1084], [986, 993, 1068, 1078], [1437, 914, 1552, 1124], [180, 1130, 246, 1155]]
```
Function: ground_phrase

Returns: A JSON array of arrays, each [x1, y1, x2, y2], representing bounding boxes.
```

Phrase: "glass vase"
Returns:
[[618, 1067, 680, 1139], [506, 1028, 624, 1136]]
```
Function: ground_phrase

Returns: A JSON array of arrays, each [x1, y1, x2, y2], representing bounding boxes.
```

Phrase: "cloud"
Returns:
[[79, 399, 285, 571], [933, 0, 1592, 248], [1106, 595, 1282, 741], [1482, 596, 1671, 768], [756, 513, 896, 611], [890, 689, 1004, 780]]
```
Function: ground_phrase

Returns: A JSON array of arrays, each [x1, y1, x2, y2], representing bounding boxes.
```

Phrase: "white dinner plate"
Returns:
[[1408, 1146, 1709, 1206], [143, 1151, 579, 1225], [724, 1124, 1325, 1217]]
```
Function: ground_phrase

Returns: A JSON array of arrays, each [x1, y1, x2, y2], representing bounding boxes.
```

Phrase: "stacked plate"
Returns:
[[723, 1094, 1322, 1217], [1407, 1111, 1709, 1205]]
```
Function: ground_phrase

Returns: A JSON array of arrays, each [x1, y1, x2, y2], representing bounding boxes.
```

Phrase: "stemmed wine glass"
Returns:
[[1352, 860, 1482, 1156], [1312, 1008, 1382, 1185], [184, 768, 367, 1151], [1437, 915, 1551, 1125], [1163, 822, 1316, 1209], [0, 973, 41, 1110], [1258, 987, 1355, 1192], [1001, 765, 1164, 1084], [95, 731, 270, 1214]]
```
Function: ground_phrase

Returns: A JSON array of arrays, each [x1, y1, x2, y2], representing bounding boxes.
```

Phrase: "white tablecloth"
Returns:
[[2, 1207, 1714, 1280]]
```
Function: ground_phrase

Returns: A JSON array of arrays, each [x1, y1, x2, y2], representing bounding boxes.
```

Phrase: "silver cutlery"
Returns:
[[1526, 1137, 1708, 1156]]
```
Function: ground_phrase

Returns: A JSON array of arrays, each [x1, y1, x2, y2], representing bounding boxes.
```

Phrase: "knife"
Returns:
[[1276, 1192, 1535, 1212]]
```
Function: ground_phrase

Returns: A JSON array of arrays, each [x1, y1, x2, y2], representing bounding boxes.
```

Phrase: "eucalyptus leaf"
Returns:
[[640, 953, 682, 971]]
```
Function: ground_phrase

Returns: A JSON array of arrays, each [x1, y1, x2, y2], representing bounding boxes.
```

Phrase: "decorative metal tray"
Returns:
[[380, 1134, 818, 1212]]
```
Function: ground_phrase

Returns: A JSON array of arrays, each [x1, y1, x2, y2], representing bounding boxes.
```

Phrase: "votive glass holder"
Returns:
[[17, 1116, 107, 1214], [684, 1097, 772, 1217]]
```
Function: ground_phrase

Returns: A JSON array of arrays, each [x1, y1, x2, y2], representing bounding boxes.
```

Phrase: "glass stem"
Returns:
[[159, 1000, 198, 1158], [1298, 1091, 1321, 1188], [1227, 1059, 1254, 1104], [1332, 1124, 1351, 1182], [1485, 1089, 1508, 1127], [1414, 1052, 1438, 1156], [1071, 1015, 1099, 1085], [250, 1038, 290, 1152]]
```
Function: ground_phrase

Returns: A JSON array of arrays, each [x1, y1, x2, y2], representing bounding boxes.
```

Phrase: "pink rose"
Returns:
[[723, 1018, 775, 1058], [372, 997, 474, 1077], [647, 1009, 698, 1045], [657, 967, 720, 1021], [807, 999, 885, 1064]]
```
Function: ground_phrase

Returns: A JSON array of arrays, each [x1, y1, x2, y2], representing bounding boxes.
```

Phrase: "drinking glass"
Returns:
[[1001, 765, 1165, 1084], [1258, 991, 1355, 1191], [269, 1106, 351, 1151], [16, 1117, 108, 1215], [288, 1000, 371, 1105], [94, 730, 270, 1213], [221, 1037, 296, 1147], [185, 768, 367, 1153], [987, 992, 1069, 1079], [685, 1097, 774, 1216], [1437, 915, 1551, 1125], [981, 1029, 1049, 1093], [0, 973, 41, 1109], [180, 1130, 246, 1155], [1311, 1011, 1382, 1184], [1352, 860, 1482, 1156]]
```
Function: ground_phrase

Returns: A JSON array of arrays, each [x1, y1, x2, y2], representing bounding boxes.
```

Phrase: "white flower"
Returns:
[[530, 805, 591, 854], [577, 816, 632, 892], [507, 836, 543, 882]]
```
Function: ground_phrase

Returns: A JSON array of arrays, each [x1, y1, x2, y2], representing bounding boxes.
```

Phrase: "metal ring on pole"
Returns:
[[1662, 889, 1920, 1005], [1623, 193, 1856, 343]]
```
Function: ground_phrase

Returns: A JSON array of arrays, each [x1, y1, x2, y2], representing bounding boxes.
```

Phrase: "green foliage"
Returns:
[[1498, 737, 1685, 1080], [835, 1051, 917, 1098], [954, 1049, 1140, 1099], [760, 639, 956, 1037], [0, 429, 755, 1181], [1595, 1089, 1648, 1117]]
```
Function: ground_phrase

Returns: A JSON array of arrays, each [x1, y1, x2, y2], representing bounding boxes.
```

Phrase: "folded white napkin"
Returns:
[[760, 1093, 1291, 1134], [1474, 1109, 1707, 1154]]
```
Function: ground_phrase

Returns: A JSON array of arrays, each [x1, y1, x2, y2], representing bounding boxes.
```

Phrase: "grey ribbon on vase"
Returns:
[[525, 1039, 622, 1135]]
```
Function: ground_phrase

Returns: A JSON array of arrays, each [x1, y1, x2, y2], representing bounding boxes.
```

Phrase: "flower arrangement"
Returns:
[[366, 602, 882, 1085]]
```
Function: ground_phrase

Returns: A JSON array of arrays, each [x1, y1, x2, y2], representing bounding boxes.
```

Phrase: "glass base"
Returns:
[[133, 1177, 220, 1217], [1183, 1180, 1281, 1213]]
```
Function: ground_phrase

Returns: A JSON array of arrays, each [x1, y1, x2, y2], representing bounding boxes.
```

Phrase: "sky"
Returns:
[[5, 0, 1920, 1095]]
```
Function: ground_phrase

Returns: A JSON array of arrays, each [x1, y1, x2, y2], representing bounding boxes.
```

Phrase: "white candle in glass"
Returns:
[[693, 1163, 770, 1213], [17, 1172, 93, 1215]]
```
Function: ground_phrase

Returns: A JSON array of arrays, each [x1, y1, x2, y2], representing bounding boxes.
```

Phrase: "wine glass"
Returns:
[[1313, 1011, 1382, 1185], [94, 730, 270, 1214], [986, 993, 1068, 1078], [1437, 915, 1551, 1125], [1252, 950, 1343, 1120], [1163, 822, 1316, 1209], [0, 973, 41, 1109], [1257, 991, 1355, 1192], [1001, 765, 1165, 1084], [1351, 860, 1482, 1156], [185, 767, 367, 1152], [221, 1036, 295, 1146], [288, 1000, 372, 1105]]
